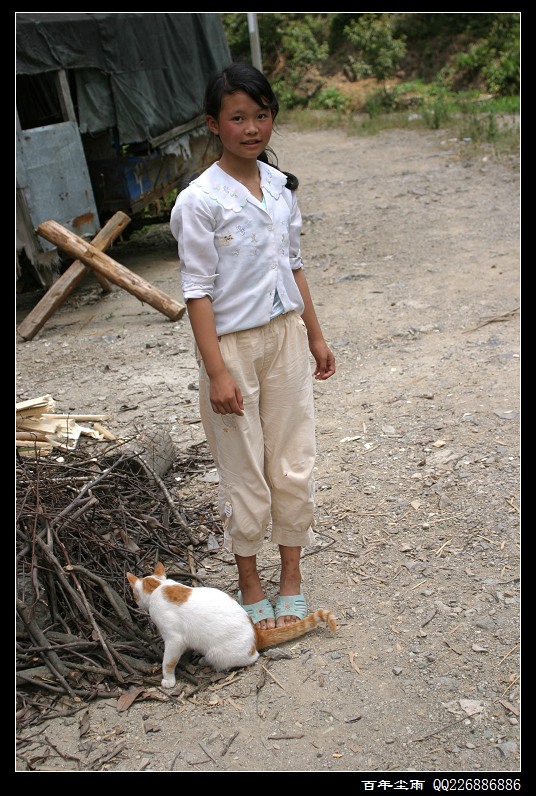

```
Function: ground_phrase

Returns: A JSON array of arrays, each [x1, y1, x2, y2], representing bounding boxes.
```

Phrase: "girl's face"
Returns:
[[206, 91, 273, 162]]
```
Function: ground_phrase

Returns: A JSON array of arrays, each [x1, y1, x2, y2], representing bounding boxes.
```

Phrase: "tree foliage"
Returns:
[[343, 13, 406, 82], [221, 12, 520, 109]]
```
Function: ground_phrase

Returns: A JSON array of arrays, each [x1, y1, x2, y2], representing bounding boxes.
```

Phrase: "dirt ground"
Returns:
[[15, 124, 521, 777]]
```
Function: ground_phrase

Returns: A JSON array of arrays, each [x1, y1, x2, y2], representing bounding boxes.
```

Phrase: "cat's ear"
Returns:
[[154, 561, 166, 578], [126, 572, 138, 588]]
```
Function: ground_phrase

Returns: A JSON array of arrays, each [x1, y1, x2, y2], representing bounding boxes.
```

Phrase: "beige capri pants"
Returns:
[[197, 311, 317, 557]]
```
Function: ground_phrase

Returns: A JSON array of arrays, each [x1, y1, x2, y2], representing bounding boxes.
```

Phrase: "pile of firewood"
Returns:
[[16, 423, 221, 730]]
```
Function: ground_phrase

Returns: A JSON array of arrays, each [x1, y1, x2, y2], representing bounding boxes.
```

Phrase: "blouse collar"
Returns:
[[193, 160, 288, 211]]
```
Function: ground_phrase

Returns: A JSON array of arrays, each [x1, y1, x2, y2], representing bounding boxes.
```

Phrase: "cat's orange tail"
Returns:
[[255, 609, 337, 650]]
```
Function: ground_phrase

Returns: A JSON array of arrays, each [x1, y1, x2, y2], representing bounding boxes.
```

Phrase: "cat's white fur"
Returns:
[[127, 562, 337, 688]]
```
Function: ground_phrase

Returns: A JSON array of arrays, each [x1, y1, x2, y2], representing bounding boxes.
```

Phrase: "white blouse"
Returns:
[[170, 160, 306, 336]]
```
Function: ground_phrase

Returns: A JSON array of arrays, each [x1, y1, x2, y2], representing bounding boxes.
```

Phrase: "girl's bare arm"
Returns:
[[293, 268, 336, 381], [186, 297, 244, 415]]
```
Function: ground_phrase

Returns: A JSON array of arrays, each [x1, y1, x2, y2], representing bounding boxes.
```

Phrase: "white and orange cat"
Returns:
[[127, 562, 337, 688]]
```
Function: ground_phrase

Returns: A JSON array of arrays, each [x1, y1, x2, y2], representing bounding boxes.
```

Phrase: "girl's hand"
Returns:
[[209, 371, 244, 415], [310, 341, 336, 380]]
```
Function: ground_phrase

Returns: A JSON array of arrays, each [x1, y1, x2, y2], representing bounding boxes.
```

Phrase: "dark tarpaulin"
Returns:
[[16, 12, 232, 144]]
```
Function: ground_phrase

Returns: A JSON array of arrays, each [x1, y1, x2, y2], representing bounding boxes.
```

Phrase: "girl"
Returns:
[[170, 63, 335, 629]]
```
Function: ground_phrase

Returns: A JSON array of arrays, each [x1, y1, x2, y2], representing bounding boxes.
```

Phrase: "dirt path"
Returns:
[[16, 125, 520, 776]]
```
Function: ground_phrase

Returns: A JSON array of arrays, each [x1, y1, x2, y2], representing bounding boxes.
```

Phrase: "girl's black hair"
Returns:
[[204, 62, 279, 122], [204, 62, 299, 191]]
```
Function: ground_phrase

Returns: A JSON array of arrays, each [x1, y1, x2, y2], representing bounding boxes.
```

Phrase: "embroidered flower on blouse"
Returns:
[[215, 234, 234, 248], [236, 218, 253, 237]]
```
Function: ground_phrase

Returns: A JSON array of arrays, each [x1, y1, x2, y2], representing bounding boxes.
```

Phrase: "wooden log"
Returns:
[[35, 220, 186, 322], [17, 212, 130, 341], [16, 432, 51, 442]]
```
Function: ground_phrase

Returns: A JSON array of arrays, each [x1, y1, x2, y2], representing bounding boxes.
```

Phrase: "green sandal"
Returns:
[[237, 590, 275, 624], [275, 593, 308, 621]]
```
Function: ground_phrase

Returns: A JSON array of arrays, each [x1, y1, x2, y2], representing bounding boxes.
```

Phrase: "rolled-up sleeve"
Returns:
[[170, 193, 218, 300]]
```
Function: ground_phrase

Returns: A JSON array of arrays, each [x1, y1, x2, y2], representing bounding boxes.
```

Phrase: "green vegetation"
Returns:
[[343, 13, 407, 82], [221, 12, 519, 156]]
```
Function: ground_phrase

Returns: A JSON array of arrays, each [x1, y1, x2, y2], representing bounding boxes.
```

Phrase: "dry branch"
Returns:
[[464, 306, 519, 332], [16, 436, 221, 730]]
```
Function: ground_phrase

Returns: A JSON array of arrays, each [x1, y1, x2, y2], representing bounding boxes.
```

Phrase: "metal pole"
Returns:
[[247, 13, 263, 73]]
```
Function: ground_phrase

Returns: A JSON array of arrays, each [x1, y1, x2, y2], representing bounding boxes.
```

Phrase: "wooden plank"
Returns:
[[16, 395, 55, 414], [54, 69, 77, 124], [35, 220, 186, 322], [16, 432, 52, 442], [17, 212, 131, 341]]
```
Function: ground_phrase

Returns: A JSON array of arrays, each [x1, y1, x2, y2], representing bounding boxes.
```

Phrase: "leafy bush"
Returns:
[[364, 87, 398, 117], [448, 13, 520, 95], [343, 13, 407, 82], [309, 87, 348, 112], [279, 15, 330, 70]]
